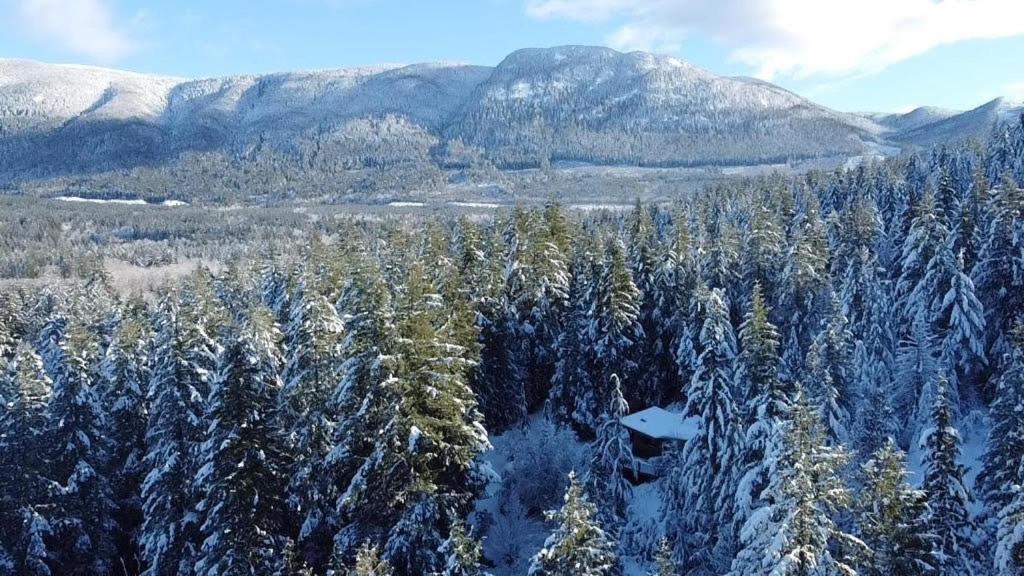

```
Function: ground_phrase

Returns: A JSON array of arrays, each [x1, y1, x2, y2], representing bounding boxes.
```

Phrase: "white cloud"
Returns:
[[525, 0, 1024, 79], [15, 0, 136, 62], [1007, 81, 1024, 102]]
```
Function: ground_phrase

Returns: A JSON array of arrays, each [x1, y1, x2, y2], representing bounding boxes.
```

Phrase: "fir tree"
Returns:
[[281, 273, 345, 564], [586, 238, 643, 421], [733, 284, 787, 554], [652, 537, 675, 576], [0, 344, 51, 570], [730, 386, 864, 576], [587, 374, 634, 525], [194, 308, 291, 576], [666, 287, 741, 573], [99, 304, 150, 575], [41, 321, 117, 576], [437, 521, 489, 576], [354, 543, 394, 576], [528, 472, 616, 576], [334, 265, 489, 576], [140, 297, 211, 576], [805, 295, 855, 444], [857, 440, 937, 575], [920, 376, 978, 575], [980, 325, 1024, 519]]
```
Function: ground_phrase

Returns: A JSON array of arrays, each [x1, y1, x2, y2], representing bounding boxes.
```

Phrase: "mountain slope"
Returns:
[[0, 47, 929, 182], [448, 47, 883, 167], [891, 98, 1024, 147]]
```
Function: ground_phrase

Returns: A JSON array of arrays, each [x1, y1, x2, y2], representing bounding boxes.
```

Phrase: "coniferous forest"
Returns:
[[2, 116, 1024, 576]]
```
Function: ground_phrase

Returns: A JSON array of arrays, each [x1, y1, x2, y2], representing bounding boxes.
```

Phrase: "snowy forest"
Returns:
[[2, 114, 1024, 576]]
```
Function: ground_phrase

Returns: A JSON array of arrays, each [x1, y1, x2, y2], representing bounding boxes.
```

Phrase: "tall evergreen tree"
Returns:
[[140, 297, 213, 576], [666, 287, 741, 573], [194, 308, 291, 576], [99, 305, 150, 575], [333, 265, 490, 576], [920, 376, 978, 575], [0, 344, 51, 573], [805, 295, 855, 444], [980, 325, 1024, 520], [733, 284, 787, 552], [41, 321, 117, 576], [730, 386, 864, 576], [857, 440, 937, 575], [528, 472, 616, 576], [587, 374, 634, 525]]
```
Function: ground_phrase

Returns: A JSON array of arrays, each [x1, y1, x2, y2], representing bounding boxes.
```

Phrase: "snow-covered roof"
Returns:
[[620, 407, 700, 441]]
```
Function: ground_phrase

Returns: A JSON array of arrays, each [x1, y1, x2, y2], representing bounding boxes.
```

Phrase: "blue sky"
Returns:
[[2, 0, 1023, 113]]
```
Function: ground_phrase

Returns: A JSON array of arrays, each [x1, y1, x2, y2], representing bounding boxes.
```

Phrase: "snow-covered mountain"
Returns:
[[0, 46, 1017, 182], [862, 106, 961, 134], [887, 98, 1024, 148]]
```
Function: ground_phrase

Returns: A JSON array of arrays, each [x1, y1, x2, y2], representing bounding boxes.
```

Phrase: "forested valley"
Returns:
[[2, 116, 1024, 575]]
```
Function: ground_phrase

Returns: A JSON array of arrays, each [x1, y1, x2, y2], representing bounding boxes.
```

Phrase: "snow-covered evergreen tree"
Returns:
[[733, 284, 787, 554], [333, 265, 490, 576], [805, 295, 855, 444], [528, 472, 616, 576], [99, 304, 150, 575], [41, 322, 117, 576], [280, 273, 345, 565], [666, 287, 742, 573], [437, 521, 490, 576], [587, 374, 634, 525], [583, 238, 643, 424], [730, 386, 864, 576], [140, 297, 212, 576], [0, 344, 51, 572], [857, 440, 937, 575], [981, 326, 1024, 525], [920, 376, 978, 575], [194, 307, 291, 576]]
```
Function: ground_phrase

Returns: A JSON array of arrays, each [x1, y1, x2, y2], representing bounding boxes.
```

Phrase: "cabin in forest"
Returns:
[[619, 407, 700, 483]]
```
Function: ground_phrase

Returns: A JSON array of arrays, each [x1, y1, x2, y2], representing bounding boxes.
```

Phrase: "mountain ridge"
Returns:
[[0, 46, 1018, 185]]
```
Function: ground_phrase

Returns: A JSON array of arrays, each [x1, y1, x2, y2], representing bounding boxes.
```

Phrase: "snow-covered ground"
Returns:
[[54, 196, 189, 207], [475, 414, 671, 575]]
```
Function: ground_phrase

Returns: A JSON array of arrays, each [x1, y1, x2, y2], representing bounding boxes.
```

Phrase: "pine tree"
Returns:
[[897, 190, 949, 323], [920, 376, 978, 575], [41, 321, 117, 576], [586, 238, 643, 420], [980, 325, 1024, 520], [733, 284, 787, 553], [140, 297, 211, 576], [99, 304, 150, 575], [730, 386, 864, 576], [323, 263, 402, 566], [354, 543, 394, 576], [857, 440, 937, 575], [549, 247, 597, 431], [437, 521, 489, 576], [994, 482, 1024, 575], [935, 248, 987, 396], [666, 287, 741, 573], [194, 308, 291, 576], [652, 537, 675, 576], [528, 472, 616, 576], [898, 305, 941, 445], [281, 273, 345, 565], [333, 265, 489, 576], [0, 344, 51, 571], [468, 224, 525, 432], [587, 374, 634, 525], [805, 295, 855, 444]]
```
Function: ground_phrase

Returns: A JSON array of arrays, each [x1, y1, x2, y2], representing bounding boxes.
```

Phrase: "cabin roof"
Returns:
[[620, 407, 700, 441]]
